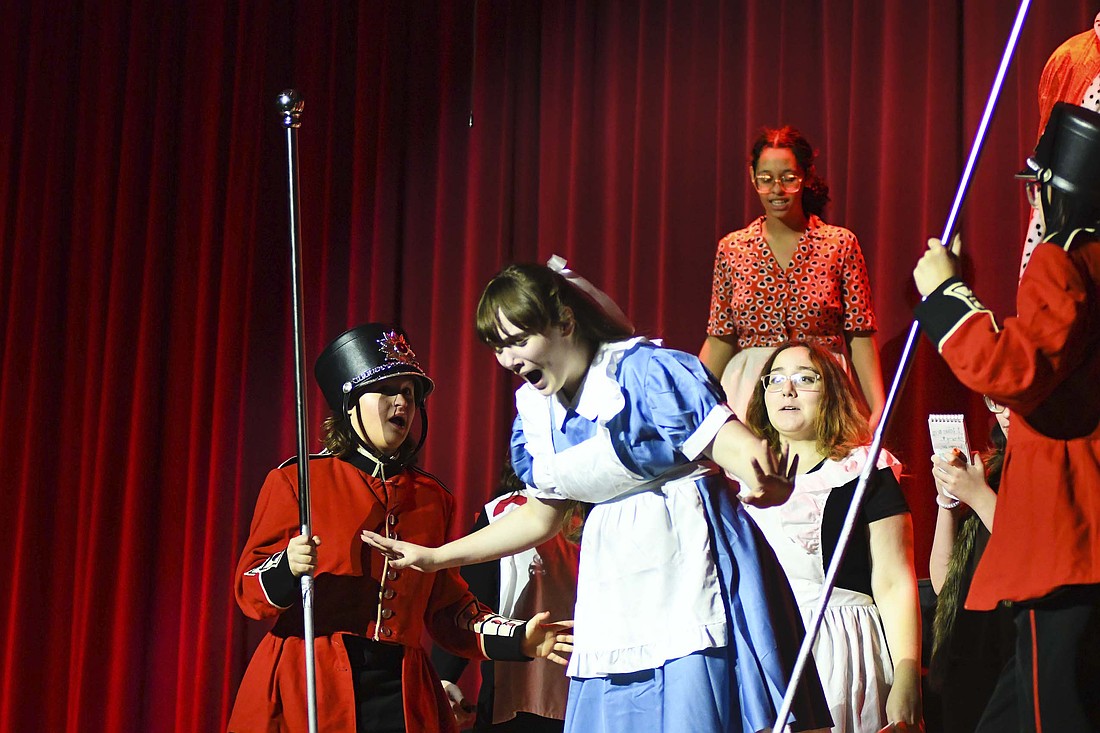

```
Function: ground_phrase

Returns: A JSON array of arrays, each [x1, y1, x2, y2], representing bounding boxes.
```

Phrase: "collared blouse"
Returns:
[[707, 215, 877, 353]]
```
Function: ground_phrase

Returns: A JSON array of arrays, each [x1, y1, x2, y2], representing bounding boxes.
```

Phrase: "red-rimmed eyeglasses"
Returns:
[[752, 172, 803, 194]]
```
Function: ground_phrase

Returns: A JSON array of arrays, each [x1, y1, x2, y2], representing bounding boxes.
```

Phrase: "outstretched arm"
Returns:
[[705, 419, 797, 507], [362, 497, 568, 572]]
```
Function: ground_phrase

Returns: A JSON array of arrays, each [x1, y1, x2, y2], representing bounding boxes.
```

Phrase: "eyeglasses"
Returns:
[[761, 371, 822, 393], [983, 395, 1006, 414], [752, 172, 803, 194], [1024, 181, 1041, 209]]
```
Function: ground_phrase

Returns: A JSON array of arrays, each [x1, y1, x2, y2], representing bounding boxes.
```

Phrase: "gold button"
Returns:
[[381, 626, 392, 637], [387, 514, 397, 526], [386, 569, 399, 580], [381, 608, 394, 619], [383, 589, 396, 600]]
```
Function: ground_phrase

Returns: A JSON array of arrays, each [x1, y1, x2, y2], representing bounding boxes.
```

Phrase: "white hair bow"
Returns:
[[547, 254, 635, 335]]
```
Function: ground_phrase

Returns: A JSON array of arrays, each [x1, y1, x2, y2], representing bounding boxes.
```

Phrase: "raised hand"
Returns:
[[739, 442, 799, 508], [913, 235, 961, 297], [360, 530, 441, 572], [522, 610, 574, 666], [931, 449, 990, 509]]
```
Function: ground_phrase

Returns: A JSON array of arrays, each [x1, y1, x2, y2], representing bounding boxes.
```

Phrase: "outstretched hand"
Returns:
[[522, 610, 574, 666], [738, 441, 799, 508], [360, 530, 441, 572]]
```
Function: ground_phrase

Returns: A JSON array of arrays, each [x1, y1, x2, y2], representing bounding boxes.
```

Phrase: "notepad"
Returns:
[[928, 413, 971, 460], [929, 413, 971, 500]]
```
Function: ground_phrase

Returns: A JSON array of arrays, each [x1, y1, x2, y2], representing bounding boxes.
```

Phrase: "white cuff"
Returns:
[[682, 404, 735, 460]]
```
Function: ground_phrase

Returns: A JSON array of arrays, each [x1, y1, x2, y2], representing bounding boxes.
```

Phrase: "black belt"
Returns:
[[343, 634, 405, 670]]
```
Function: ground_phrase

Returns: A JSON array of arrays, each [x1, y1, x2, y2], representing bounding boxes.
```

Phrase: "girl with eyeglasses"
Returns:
[[926, 399, 1014, 733], [741, 342, 923, 733], [700, 126, 885, 429]]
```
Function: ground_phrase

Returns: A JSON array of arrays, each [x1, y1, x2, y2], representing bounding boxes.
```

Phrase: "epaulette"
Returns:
[[407, 464, 453, 495], [278, 451, 335, 469], [1043, 226, 1098, 251]]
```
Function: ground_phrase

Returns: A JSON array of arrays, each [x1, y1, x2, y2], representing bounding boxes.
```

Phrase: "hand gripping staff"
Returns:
[[770, 1, 1033, 730], [276, 89, 319, 733]]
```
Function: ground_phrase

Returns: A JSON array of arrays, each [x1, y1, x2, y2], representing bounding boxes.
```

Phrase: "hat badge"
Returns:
[[378, 330, 419, 366]]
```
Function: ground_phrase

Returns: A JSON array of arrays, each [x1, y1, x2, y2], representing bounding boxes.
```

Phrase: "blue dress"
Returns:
[[509, 339, 830, 733]]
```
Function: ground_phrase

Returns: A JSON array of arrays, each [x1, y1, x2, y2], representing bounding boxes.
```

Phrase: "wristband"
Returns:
[[936, 495, 961, 510]]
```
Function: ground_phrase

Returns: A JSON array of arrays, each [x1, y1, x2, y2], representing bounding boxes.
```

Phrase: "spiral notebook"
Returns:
[[929, 414, 971, 501]]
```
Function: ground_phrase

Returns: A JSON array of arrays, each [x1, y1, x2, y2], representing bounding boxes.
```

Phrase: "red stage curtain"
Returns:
[[1, 1, 1095, 730]]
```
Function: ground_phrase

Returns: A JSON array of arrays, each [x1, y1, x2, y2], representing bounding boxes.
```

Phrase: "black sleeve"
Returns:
[[861, 465, 910, 522], [259, 550, 299, 609], [822, 466, 909, 597], [480, 626, 531, 662], [913, 276, 987, 349]]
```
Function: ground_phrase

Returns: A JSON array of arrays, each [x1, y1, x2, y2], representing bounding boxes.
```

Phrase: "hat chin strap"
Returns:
[[348, 403, 430, 480], [1037, 169, 1056, 233]]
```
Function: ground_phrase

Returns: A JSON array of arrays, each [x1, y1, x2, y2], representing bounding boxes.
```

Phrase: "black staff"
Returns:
[[770, 0, 1035, 728], [277, 89, 319, 733]]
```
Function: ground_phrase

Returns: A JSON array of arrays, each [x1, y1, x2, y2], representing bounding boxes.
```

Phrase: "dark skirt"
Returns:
[[344, 635, 406, 733]]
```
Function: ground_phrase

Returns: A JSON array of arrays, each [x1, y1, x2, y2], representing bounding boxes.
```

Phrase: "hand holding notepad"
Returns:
[[928, 414, 971, 501]]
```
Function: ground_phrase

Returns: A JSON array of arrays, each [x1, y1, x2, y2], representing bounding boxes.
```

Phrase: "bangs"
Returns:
[[475, 267, 554, 347], [475, 303, 512, 349]]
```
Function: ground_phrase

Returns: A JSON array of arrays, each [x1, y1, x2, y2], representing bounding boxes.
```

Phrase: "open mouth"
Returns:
[[523, 369, 544, 386], [389, 415, 408, 430]]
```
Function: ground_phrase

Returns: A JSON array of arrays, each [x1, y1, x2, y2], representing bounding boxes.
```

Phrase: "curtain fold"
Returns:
[[1, 2, 1095, 730]]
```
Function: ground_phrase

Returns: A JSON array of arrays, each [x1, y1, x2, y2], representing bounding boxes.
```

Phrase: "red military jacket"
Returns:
[[228, 454, 527, 733], [914, 230, 1100, 609]]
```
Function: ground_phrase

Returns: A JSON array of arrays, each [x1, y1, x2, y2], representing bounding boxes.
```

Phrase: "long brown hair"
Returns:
[[321, 413, 358, 457], [476, 263, 633, 349], [929, 420, 1007, 689], [744, 342, 871, 460]]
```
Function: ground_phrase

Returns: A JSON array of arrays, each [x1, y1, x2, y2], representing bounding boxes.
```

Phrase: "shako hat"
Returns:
[[1016, 102, 1100, 207], [314, 323, 435, 414]]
